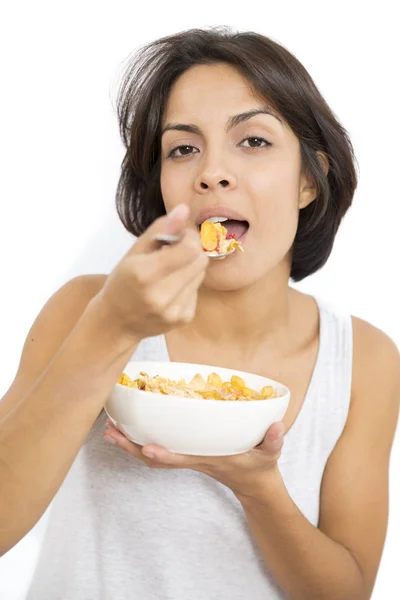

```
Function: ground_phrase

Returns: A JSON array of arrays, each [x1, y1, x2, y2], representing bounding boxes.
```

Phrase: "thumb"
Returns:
[[262, 421, 286, 447], [164, 203, 191, 235], [134, 203, 190, 253]]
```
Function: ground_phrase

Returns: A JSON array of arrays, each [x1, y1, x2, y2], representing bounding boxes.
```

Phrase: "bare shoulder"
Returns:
[[0, 274, 108, 420], [351, 314, 399, 358], [350, 315, 400, 421], [34, 273, 108, 331], [24, 272, 108, 355]]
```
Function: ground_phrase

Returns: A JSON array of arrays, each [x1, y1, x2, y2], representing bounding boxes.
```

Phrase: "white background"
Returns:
[[0, 1, 399, 598]]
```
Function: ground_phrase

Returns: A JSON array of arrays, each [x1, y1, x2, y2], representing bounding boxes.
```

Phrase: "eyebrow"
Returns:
[[161, 108, 282, 137]]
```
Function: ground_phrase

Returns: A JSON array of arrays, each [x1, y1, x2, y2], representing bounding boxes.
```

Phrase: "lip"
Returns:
[[195, 205, 248, 227]]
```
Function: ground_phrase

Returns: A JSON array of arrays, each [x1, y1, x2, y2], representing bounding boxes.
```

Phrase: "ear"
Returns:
[[299, 151, 329, 209]]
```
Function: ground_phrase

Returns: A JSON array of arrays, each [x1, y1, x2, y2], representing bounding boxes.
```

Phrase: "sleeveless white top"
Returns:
[[26, 295, 353, 600]]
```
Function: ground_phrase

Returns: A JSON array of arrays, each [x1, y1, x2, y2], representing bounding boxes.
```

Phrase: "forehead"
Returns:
[[162, 64, 261, 121]]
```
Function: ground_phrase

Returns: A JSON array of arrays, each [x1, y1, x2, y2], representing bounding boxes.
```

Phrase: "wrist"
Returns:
[[86, 293, 143, 351], [234, 465, 284, 506]]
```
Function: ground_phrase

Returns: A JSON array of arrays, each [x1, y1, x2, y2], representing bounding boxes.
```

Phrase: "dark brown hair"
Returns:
[[114, 26, 358, 281]]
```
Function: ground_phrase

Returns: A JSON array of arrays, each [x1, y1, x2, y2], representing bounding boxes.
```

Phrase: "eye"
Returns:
[[167, 136, 272, 159], [167, 145, 199, 159], [239, 136, 272, 149]]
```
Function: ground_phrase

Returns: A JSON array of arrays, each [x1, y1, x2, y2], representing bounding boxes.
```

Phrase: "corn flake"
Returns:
[[117, 371, 279, 401]]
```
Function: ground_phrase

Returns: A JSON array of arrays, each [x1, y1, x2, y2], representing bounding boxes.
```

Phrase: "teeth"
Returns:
[[204, 216, 228, 224]]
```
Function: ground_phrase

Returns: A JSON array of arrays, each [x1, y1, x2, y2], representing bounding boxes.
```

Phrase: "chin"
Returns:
[[202, 259, 259, 292]]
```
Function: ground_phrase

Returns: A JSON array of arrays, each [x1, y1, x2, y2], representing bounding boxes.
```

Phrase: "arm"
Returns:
[[236, 318, 400, 600], [0, 206, 208, 557], [0, 277, 139, 556]]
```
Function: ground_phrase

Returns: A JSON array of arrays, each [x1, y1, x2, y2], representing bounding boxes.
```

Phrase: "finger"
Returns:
[[136, 228, 206, 281], [104, 421, 189, 469], [267, 421, 286, 442], [155, 264, 207, 325], [103, 424, 142, 455], [158, 251, 208, 303], [162, 269, 206, 324], [103, 424, 160, 465], [134, 250, 207, 316], [141, 444, 199, 468], [257, 421, 286, 451], [133, 204, 190, 254]]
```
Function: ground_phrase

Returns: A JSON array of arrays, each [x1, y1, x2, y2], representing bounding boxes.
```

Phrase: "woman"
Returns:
[[1, 26, 399, 600]]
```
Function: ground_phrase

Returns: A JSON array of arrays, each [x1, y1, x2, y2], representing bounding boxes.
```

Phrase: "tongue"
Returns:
[[224, 220, 248, 239]]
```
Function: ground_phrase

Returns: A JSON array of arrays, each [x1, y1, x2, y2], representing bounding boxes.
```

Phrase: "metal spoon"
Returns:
[[152, 234, 236, 259]]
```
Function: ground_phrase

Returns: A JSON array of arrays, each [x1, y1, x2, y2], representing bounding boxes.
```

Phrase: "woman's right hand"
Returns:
[[95, 204, 209, 342]]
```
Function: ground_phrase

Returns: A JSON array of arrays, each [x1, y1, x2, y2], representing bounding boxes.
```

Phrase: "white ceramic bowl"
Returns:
[[105, 361, 290, 456]]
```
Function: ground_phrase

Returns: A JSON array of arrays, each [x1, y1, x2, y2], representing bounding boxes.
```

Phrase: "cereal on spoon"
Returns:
[[200, 221, 244, 256]]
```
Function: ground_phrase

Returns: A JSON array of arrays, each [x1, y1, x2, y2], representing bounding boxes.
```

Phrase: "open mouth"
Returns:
[[197, 217, 249, 240]]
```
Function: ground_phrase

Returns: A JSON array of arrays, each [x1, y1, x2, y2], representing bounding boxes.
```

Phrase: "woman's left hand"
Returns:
[[103, 419, 285, 498]]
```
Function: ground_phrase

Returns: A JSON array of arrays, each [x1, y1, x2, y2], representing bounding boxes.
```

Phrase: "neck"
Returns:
[[184, 268, 297, 357]]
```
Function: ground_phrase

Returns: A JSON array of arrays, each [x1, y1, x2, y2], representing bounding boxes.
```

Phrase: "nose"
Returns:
[[194, 162, 237, 194], [200, 179, 229, 190]]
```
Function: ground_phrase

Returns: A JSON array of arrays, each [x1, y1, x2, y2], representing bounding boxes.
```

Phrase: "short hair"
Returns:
[[114, 26, 358, 281]]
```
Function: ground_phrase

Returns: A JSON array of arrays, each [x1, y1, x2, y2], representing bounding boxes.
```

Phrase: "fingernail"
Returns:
[[142, 450, 156, 459], [104, 433, 117, 444], [269, 424, 285, 442]]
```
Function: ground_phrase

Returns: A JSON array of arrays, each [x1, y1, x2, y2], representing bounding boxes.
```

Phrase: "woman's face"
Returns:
[[160, 63, 319, 291]]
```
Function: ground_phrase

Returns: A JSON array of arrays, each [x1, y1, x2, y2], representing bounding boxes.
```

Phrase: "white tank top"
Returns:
[[26, 295, 353, 600]]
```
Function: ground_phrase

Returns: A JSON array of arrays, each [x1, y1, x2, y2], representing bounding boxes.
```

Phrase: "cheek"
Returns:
[[160, 168, 176, 213], [250, 167, 299, 236], [261, 196, 298, 235], [160, 164, 192, 214]]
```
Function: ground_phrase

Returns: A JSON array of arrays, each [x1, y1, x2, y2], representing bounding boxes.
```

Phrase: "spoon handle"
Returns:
[[152, 234, 181, 244], [152, 233, 233, 260]]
